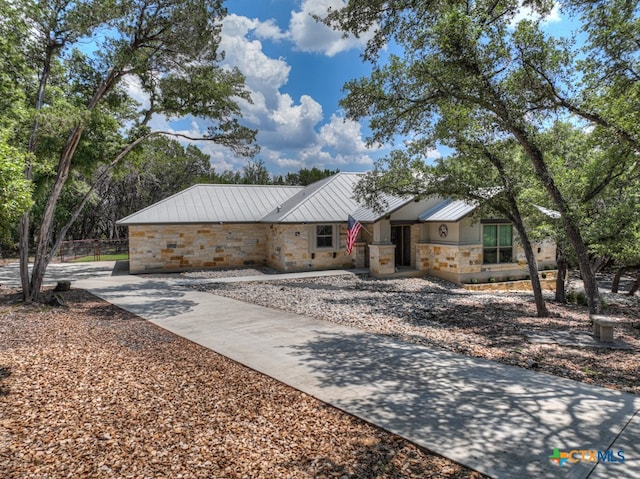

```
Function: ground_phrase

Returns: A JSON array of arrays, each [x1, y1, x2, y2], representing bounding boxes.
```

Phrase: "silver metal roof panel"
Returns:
[[534, 204, 561, 219], [419, 198, 478, 222], [117, 184, 303, 224], [350, 193, 415, 222], [261, 172, 408, 223]]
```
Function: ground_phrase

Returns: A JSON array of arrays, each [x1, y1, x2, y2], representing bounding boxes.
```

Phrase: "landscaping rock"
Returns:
[[192, 273, 640, 394]]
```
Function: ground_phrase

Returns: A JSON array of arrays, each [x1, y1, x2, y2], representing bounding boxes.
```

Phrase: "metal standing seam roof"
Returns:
[[117, 173, 437, 226], [116, 184, 303, 225], [533, 204, 561, 219], [418, 198, 478, 222], [350, 192, 415, 223], [260, 172, 409, 223]]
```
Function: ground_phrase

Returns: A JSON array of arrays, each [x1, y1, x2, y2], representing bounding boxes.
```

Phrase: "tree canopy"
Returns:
[[1, 0, 259, 301], [324, 0, 640, 312]]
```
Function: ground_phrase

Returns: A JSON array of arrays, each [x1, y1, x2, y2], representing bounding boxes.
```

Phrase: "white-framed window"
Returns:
[[483, 224, 513, 264], [315, 225, 334, 249]]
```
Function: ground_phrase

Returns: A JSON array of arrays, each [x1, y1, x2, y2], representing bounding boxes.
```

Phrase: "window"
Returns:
[[483, 224, 513, 264], [316, 225, 333, 248]]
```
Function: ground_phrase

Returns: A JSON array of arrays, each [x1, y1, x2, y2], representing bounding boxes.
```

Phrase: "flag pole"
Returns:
[[348, 215, 372, 237], [359, 223, 373, 236]]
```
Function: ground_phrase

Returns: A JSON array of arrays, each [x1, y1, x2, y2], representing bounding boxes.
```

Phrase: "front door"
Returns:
[[391, 225, 411, 267]]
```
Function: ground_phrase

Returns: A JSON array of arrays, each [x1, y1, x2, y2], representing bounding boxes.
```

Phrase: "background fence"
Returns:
[[59, 239, 128, 262]]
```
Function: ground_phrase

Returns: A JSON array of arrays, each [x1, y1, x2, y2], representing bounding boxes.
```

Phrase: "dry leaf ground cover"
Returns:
[[0, 288, 485, 479]]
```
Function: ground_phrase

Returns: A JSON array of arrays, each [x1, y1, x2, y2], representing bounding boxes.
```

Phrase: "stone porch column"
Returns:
[[369, 243, 396, 276]]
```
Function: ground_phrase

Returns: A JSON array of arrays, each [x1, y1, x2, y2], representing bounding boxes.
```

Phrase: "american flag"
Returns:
[[346, 215, 363, 255]]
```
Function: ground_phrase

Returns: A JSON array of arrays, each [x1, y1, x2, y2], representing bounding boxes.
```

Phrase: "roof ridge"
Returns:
[[193, 183, 303, 188], [263, 173, 346, 222]]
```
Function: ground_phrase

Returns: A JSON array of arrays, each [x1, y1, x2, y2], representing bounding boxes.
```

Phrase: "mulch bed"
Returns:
[[0, 288, 485, 478]]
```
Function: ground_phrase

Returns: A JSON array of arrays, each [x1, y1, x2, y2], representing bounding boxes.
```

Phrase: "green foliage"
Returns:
[[0, 131, 32, 238], [324, 0, 640, 313], [1, 0, 261, 300], [565, 289, 589, 307], [66, 135, 216, 239], [273, 167, 340, 186], [241, 159, 271, 185]]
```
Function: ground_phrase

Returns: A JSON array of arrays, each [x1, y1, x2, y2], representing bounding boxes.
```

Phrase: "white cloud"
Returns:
[[119, 8, 380, 174], [254, 18, 289, 42], [122, 75, 150, 110], [319, 114, 370, 154], [183, 12, 379, 172], [288, 0, 372, 57], [425, 148, 442, 160], [221, 16, 290, 96], [511, 2, 562, 26]]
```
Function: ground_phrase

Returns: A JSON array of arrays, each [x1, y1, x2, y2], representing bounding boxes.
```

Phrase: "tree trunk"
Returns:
[[28, 125, 85, 301], [629, 274, 640, 297], [19, 216, 31, 301], [611, 267, 628, 294], [26, 68, 122, 302], [480, 145, 548, 316], [513, 218, 548, 317], [555, 245, 569, 303], [510, 128, 600, 313], [19, 42, 57, 303]]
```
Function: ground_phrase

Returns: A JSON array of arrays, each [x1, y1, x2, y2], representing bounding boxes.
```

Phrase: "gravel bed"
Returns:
[[146, 266, 280, 280], [192, 274, 640, 394], [0, 288, 485, 478]]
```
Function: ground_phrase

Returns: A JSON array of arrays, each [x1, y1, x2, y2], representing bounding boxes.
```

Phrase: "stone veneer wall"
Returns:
[[267, 224, 359, 272], [128, 224, 268, 273], [410, 224, 421, 268], [369, 244, 396, 276], [416, 240, 557, 284]]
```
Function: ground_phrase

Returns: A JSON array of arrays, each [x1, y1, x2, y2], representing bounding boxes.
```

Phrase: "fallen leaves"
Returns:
[[0, 289, 482, 478]]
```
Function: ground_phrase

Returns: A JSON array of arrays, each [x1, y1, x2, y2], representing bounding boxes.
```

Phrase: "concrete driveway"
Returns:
[[2, 262, 639, 478]]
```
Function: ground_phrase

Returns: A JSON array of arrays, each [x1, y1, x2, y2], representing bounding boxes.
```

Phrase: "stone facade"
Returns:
[[128, 224, 268, 273], [416, 240, 557, 284], [128, 222, 367, 274], [126, 218, 556, 280], [463, 277, 557, 292], [369, 244, 396, 276], [266, 224, 361, 272]]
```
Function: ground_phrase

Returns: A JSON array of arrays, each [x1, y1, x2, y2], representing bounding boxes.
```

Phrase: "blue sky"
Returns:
[[147, 1, 571, 176]]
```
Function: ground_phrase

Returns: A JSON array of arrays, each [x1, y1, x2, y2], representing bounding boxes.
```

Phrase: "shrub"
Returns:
[[488, 277, 496, 283], [576, 291, 588, 306], [541, 272, 547, 279]]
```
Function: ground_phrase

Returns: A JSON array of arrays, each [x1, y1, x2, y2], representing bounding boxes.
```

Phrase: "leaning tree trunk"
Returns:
[[629, 273, 640, 297], [511, 128, 600, 313], [555, 245, 569, 303], [611, 267, 628, 294], [19, 42, 58, 302], [27, 69, 121, 302], [28, 128, 81, 301], [512, 218, 549, 317], [480, 145, 548, 316]]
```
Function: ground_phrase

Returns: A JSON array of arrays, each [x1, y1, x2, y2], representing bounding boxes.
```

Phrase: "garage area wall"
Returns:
[[128, 224, 268, 273]]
